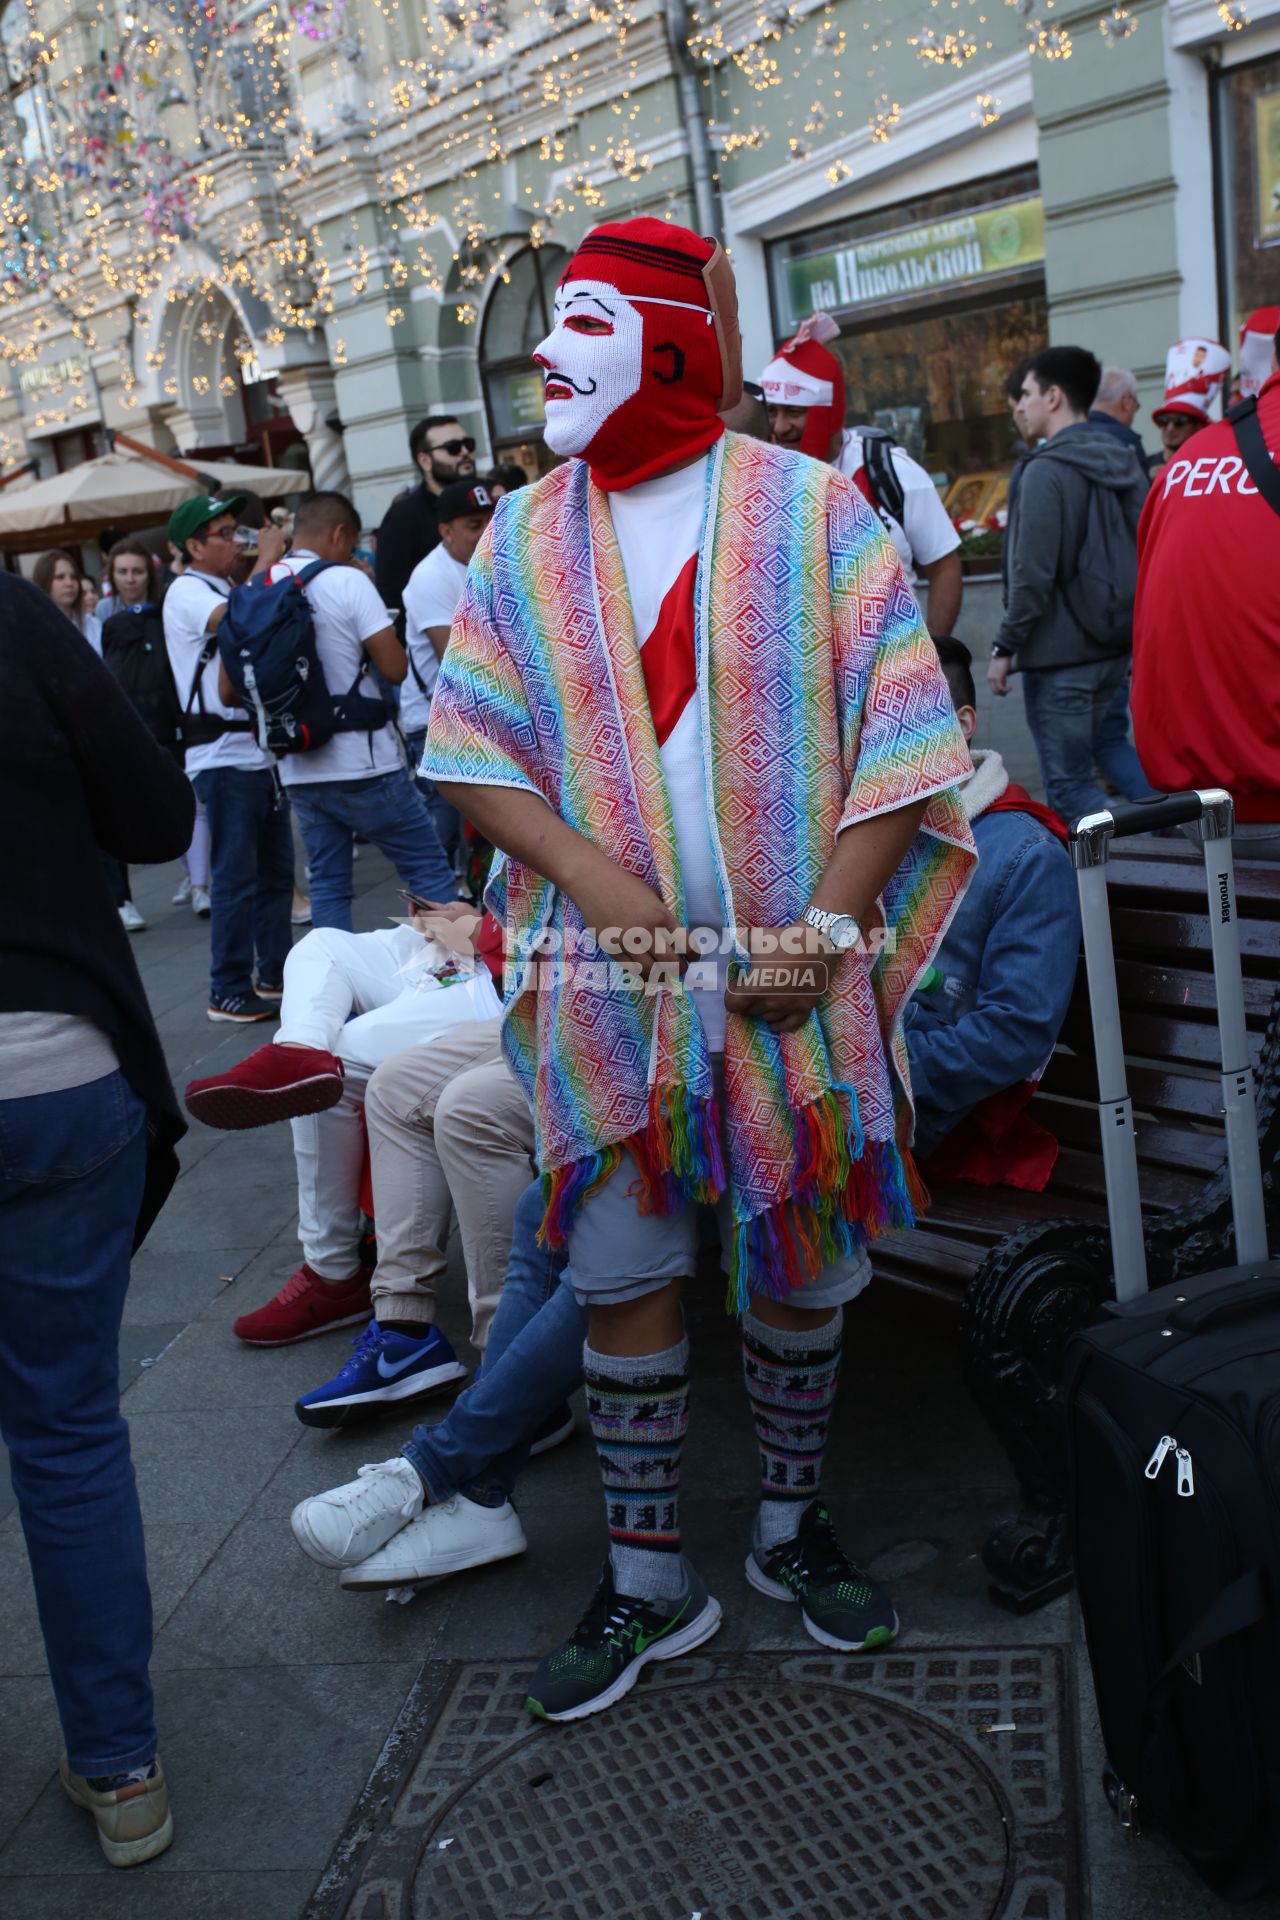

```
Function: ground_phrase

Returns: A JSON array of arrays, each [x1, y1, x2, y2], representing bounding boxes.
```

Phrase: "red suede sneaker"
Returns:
[[233, 1263, 372, 1347], [184, 1044, 344, 1131]]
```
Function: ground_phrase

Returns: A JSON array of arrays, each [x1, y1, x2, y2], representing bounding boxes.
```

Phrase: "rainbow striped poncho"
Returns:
[[424, 431, 976, 1306]]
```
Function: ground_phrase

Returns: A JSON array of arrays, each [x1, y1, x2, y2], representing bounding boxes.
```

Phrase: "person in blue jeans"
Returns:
[[267, 493, 456, 929], [1, 573, 195, 1866], [988, 345, 1153, 824], [163, 494, 295, 1023], [191, 764, 296, 1006], [290, 1180, 585, 1587]]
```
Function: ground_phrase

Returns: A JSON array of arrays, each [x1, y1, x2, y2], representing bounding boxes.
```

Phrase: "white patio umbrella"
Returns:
[[0, 437, 306, 552]]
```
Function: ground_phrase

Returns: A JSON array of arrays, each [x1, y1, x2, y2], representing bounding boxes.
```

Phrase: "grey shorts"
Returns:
[[565, 1145, 872, 1311]]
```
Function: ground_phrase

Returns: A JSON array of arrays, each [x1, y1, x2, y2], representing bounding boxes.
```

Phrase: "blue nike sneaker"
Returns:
[[294, 1319, 468, 1429]]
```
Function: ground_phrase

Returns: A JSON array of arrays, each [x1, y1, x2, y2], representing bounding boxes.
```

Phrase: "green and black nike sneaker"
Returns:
[[526, 1557, 722, 1722], [746, 1500, 899, 1652]]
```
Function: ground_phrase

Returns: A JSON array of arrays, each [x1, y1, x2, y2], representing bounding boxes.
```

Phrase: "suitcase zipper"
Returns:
[[1144, 1433, 1195, 1497]]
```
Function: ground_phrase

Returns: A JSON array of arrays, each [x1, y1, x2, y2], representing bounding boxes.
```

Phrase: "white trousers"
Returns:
[[278, 926, 502, 1284]]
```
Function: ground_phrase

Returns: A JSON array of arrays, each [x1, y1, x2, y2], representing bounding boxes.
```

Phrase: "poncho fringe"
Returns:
[[539, 1077, 930, 1311]]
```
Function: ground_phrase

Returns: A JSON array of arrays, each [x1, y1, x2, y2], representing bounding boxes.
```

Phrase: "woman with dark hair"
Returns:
[[34, 548, 102, 656], [0, 571, 194, 1867], [100, 543, 173, 748]]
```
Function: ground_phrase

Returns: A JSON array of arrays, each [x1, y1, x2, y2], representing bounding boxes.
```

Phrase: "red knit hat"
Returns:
[[533, 217, 742, 492], [758, 314, 846, 460], [1239, 307, 1280, 400]]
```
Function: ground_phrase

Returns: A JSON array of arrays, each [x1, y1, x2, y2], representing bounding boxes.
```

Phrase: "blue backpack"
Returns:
[[217, 560, 390, 756]]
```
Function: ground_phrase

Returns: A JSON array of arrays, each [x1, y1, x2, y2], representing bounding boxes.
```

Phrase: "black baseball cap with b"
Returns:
[[168, 492, 249, 548], [437, 481, 496, 524]]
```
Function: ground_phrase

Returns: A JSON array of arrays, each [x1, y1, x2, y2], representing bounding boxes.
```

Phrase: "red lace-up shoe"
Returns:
[[184, 1044, 344, 1131], [233, 1263, 372, 1347]]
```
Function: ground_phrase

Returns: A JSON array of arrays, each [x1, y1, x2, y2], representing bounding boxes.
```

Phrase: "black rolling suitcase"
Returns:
[[1063, 789, 1280, 1901]]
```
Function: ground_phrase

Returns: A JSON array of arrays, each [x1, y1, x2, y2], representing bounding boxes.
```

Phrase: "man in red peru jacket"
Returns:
[[1131, 316, 1280, 863]]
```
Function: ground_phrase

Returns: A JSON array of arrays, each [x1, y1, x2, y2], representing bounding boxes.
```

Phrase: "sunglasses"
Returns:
[[433, 436, 476, 456]]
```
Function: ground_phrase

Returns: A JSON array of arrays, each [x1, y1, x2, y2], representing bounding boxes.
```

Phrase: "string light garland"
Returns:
[[0, 0, 1167, 461]]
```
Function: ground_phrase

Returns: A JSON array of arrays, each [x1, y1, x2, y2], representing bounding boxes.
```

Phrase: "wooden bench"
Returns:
[[871, 841, 1280, 1611]]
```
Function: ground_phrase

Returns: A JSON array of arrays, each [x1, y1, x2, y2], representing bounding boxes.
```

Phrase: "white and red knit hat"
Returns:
[[1239, 307, 1280, 401], [758, 314, 846, 460], [1153, 336, 1232, 425]]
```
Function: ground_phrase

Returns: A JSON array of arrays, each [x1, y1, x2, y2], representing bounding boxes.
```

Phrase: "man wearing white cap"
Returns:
[[1133, 315, 1280, 862], [760, 316, 962, 636], [1150, 337, 1231, 474], [1238, 307, 1280, 402]]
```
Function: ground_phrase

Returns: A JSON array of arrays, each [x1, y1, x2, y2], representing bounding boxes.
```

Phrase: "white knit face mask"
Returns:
[[533, 279, 643, 457]]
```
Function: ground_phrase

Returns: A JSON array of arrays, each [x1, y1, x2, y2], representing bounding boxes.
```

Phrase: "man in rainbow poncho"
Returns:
[[423, 218, 976, 1722]]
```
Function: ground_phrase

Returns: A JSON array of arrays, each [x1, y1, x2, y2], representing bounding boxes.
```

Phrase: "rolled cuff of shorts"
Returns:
[[774, 1245, 872, 1313], [567, 1268, 690, 1308]]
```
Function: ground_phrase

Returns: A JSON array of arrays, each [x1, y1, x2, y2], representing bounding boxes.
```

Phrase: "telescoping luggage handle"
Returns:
[[1068, 789, 1269, 1304]]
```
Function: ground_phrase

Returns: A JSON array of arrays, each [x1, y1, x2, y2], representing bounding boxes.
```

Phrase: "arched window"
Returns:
[[479, 242, 569, 474]]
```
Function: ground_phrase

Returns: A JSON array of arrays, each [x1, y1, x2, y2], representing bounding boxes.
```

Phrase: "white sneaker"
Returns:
[[191, 887, 212, 918], [290, 1457, 424, 1570], [118, 901, 146, 933], [172, 874, 193, 905], [339, 1494, 527, 1591]]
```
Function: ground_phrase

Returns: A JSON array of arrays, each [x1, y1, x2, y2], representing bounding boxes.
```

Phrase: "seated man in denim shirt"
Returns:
[[907, 639, 1080, 1191]]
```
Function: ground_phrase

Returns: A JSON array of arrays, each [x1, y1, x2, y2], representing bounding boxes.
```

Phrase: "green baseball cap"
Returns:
[[167, 492, 249, 547]]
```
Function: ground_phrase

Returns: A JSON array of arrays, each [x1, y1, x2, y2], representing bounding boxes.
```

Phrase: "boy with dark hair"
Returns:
[[989, 345, 1151, 823], [375, 414, 479, 621], [909, 639, 1080, 1184]]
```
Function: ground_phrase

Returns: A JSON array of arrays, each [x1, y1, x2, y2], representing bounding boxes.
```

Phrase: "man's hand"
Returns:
[[987, 652, 1013, 697], [428, 782, 677, 980], [572, 864, 678, 981], [253, 523, 289, 576], [723, 922, 834, 1033], [408, 900, 482, 956]]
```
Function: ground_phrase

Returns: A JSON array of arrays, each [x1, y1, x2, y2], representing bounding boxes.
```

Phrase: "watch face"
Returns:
[[828, 914, 860, 951]]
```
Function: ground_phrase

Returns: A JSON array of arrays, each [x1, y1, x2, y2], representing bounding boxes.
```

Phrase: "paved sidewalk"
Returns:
[[6, 657, 1257, 1919]]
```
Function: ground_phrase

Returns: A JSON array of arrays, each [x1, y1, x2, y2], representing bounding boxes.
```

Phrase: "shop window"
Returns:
[[831, 293, 1047, 483], [480, 243, 569, 476], [1216, 50, 1280, 362], [768, 168, 1047, 499]]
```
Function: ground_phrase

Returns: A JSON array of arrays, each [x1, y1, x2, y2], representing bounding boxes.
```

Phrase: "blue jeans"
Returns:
[[1022, 656, 1154, 826], [288, 768, 455, 933], [0, 1072, 155, 1777], [193, 766, 295, 1000], [404, 727, 462, 871], [404, 1181, 583, 1504]]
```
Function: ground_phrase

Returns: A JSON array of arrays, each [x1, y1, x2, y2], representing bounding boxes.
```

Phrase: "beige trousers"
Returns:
[[363, 1020, 536, 1352]]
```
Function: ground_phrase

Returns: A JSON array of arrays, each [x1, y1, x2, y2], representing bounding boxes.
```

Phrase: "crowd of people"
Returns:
[[2, 214, 1277, 1868]]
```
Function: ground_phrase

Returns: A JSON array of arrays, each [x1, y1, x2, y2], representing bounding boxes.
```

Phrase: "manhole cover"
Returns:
[[310, 1648, 1077, 1920], [418, 1679, 1005, 1920]]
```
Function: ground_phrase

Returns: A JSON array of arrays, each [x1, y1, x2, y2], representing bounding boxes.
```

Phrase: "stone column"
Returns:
[[275, 366, 350, 494]]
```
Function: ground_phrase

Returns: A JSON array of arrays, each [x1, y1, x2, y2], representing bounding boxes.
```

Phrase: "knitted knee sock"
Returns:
[[584, 1335, 689, 1601], [742, 1306, 843, 1552]]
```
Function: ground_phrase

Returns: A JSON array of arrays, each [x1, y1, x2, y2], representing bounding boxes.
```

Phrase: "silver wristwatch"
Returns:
[[800, 905, 861, 952]]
